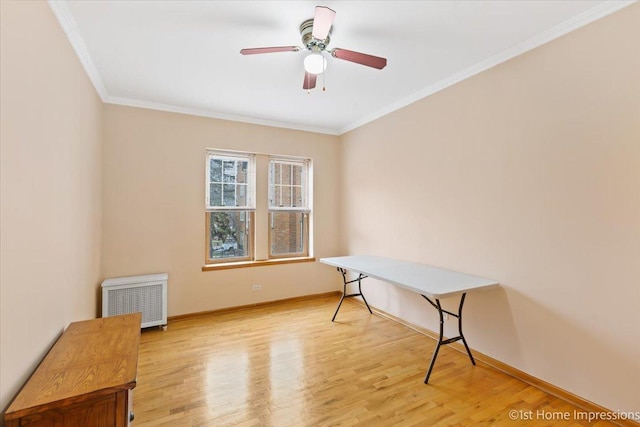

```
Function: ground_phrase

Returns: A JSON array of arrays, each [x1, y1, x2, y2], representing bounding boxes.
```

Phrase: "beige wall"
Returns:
[[340, 3, 640, 412], [0, 0, 103, 417], [101, 105, 341, 316]]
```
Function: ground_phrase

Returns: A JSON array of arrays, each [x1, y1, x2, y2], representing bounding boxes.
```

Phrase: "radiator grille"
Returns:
[[102, 273, 168, 329], [107, 284, 163, 324]]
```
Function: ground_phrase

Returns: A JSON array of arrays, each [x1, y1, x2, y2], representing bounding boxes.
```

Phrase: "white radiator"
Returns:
[[101, 273, 168, 329]]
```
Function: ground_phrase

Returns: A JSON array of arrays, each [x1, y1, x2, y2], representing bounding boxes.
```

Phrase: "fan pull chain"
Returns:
[[322, 69, 326, 92]]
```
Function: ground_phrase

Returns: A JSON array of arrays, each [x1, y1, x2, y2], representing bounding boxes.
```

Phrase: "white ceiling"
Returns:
[[49, 1, 633, 135]]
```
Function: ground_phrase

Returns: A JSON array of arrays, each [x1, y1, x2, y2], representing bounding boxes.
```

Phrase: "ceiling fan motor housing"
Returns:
[[300, 18, 330, 51]]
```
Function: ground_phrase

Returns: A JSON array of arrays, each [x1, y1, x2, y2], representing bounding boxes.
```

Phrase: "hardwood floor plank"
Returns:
[[134, 295, 620, 427]]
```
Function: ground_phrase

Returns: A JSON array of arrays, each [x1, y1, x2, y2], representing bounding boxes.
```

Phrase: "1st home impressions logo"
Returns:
[[508, 409, 640, 423]]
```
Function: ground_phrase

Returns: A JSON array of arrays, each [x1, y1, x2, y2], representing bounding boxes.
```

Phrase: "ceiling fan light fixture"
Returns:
[[304, 52, 327, 75]]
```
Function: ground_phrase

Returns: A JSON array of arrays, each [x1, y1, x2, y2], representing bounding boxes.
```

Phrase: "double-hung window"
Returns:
[[205, 150, 311, 266], [268, 158, 310, 258], [205, 151, 255, 263]]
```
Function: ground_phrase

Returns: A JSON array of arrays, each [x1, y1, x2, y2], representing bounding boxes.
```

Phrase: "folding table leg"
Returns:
[[331, 268, 371, 321], [422, 293, 474, 383]]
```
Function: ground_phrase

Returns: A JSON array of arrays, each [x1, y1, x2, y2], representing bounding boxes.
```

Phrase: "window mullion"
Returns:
[[278, 163, 283, 207]]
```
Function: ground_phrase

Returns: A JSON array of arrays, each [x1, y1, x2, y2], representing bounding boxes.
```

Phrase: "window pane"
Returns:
[[274, 163, 281, 183], [210, 183, 222, 206], [222, 161, 236, 183], [292, 186, 302, 207], [292, 165, 302, 185], [281, 185, 291, 206], [282, 164, 292, 185], [268, 159, 307, 210], [223, 183, 236, 206], [236, 183, 247, 206], [208, 211, 250, 260], [236, 161, 248, 184], [270, 211, 305, 255], [210, 159, 222, 182]]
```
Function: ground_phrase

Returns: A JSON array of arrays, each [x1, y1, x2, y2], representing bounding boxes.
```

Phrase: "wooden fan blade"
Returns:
[[240, 46, 300, 55], [312, 6, 336, 40], [303, 72, 317, 90], [331, 48, 387, 70]]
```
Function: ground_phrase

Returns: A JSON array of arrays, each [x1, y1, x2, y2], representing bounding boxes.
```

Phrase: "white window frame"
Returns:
[[268, 157, 310, 258], [204, 150, 313, 267], [205, 151, 255, 210], [268, 159, 309, 211], [205, 151, 256, 264]]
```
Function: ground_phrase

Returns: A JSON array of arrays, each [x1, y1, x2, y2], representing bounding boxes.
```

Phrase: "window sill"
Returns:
[[202, 257, 316, 271]]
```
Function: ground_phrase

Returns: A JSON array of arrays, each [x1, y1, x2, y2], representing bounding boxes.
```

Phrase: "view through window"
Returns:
[[205, 151, 311, 265], [205, 153, 255, 263], [269, 159, 309, 257]]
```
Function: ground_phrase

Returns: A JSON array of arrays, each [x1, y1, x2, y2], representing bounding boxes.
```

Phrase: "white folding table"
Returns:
[[320, 255, 498, 383]]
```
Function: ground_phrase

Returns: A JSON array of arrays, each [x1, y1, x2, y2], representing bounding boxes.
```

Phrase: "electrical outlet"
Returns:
[[252, 284, 262, 291]]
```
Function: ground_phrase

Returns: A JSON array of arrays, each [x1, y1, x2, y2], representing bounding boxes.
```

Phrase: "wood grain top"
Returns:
[[5, 313, 141, 420]]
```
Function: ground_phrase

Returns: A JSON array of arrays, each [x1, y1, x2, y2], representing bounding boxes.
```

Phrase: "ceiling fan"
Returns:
[[240, 6, 387, 91]]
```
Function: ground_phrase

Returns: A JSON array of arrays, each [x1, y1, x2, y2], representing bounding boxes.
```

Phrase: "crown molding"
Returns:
[[105, 96, 339, 136], [339, 0, 637, 135], [48, 1, 108, 101]]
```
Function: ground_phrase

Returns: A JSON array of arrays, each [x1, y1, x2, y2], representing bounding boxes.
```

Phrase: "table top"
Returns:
[[5, 313, 141, 420], [320, 255, 498, 299]]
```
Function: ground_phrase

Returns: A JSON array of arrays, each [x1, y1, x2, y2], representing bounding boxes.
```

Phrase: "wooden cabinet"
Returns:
[[4, 313, 141, 427]]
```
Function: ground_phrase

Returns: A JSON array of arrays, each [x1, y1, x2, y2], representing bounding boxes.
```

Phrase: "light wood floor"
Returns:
[[134, 295, 615, 427]]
